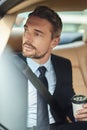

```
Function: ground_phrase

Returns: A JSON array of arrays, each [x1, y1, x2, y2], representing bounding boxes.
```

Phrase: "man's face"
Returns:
[[22, 16, 58, 61]]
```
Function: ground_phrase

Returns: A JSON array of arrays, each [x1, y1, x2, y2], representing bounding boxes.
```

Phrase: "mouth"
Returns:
[[23, 43, 34, 51]]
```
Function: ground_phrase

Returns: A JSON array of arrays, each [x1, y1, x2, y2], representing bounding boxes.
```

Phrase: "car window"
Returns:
[[14, 9, 87, 47]]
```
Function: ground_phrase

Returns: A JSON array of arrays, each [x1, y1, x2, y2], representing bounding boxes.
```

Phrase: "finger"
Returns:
[[76, 117, 87, 121], [83, 103, 87, 108], [75, 113, 87, 118], [77, 108, 87, 115]]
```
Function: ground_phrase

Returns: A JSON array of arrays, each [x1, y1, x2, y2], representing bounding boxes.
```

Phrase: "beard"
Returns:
[[22, 42, 48, 59], [32, 51, 48, 59]]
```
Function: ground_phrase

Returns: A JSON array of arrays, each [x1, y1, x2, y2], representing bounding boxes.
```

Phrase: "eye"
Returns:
[[34, 32, 42, 37], [35, 32, 40, 36]]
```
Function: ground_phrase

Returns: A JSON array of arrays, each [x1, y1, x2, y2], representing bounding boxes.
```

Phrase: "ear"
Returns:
[[51, 37, 60, 49]]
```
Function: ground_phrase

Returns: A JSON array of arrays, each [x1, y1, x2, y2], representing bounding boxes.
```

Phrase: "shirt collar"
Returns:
[[26, 57, 51, 73]]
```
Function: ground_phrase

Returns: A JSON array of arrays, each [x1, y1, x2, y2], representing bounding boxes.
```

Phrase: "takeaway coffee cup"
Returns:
[[71, 95, 87, 116]]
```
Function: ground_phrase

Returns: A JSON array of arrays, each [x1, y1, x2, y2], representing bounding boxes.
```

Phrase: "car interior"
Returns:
[[1, 0, 86, 96], [0, 0, 87, 129]]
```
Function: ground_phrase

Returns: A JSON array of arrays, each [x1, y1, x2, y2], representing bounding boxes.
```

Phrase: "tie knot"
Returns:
[[38, 66, 46, 76]]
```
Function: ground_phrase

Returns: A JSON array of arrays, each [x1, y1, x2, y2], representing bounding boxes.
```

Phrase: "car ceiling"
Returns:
[[7, 0, 87, 15]]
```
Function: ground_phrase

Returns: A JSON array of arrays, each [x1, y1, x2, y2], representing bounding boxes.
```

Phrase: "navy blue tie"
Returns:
[[37, 66, 49, 130]]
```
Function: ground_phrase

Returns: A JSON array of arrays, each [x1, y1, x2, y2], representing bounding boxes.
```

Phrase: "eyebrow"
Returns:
[[24, 24, 44, 35], [34, 29, 44, 35]]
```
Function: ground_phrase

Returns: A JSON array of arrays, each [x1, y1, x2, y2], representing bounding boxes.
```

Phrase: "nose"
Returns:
[[23, 31, 33, 43]]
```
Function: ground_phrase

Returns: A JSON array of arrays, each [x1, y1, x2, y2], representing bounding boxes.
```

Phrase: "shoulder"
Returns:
[[51, 54, 72, 76], [51, 54, 72, 82], [51, 54, 72, 66]]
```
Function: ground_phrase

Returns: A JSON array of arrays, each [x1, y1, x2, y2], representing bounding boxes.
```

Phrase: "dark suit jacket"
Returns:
[[50, 54, 75, 124], [18, 53, 75, 125]]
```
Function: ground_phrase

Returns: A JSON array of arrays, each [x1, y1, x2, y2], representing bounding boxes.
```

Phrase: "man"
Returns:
[[21, 5, 87, 130]]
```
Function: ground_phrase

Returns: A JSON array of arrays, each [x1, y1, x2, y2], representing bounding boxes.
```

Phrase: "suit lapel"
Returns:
[[51, 54, 63, 94]]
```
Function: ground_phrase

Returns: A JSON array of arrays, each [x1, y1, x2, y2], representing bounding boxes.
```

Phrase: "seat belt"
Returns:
[[14, 54, 53, 104], [13, 54, 67, 123]]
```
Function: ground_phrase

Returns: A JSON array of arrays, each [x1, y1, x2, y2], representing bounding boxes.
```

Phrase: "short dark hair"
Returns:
[[28, 6, 62, 39]]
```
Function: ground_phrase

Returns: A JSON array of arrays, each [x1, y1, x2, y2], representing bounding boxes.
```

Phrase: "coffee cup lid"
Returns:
[[71, 95, 87, 104]]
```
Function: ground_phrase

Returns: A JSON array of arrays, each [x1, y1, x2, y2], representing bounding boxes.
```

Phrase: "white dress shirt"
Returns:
[[27, 57, 56, 127]]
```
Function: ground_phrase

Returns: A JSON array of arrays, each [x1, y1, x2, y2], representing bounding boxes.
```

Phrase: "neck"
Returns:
[[32, 54, 50, 64]]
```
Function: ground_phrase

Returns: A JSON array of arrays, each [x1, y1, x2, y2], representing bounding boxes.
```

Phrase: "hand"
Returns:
[[75, 103, 87, 121]]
